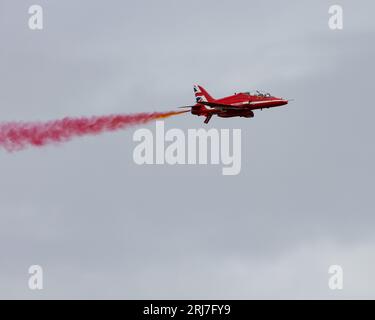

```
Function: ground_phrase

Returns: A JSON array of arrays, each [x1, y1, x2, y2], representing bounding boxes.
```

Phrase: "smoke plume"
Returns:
[[0, 111, 187, 152]]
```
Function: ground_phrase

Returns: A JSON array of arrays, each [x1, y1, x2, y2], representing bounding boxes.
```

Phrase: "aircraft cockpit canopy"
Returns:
[[241, 90, 272, 97]]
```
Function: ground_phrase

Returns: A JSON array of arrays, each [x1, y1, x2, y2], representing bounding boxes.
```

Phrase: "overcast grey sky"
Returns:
[[0, 0, 374, 299]]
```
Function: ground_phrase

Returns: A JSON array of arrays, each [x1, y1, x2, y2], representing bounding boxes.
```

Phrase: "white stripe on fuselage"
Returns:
[[250, 99, 285, 105], [230, 99, 284, 106]]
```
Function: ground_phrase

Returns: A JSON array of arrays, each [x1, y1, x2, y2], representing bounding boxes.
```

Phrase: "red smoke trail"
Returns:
[[0, 110, 188, 152]]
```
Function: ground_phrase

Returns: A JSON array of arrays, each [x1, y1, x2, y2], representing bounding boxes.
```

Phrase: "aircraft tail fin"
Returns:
[[193, 84, 214, 103]]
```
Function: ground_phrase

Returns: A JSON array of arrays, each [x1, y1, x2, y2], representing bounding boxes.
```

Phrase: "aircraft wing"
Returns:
[[178, 102, 249, 110], [199, 101, 244, 110]]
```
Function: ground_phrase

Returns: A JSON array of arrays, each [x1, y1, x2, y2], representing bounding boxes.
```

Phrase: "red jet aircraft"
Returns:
[[182, 84, 290, 124]]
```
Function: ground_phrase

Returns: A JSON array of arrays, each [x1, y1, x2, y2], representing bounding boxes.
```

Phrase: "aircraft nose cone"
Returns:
[[278, 99, 288, 106]]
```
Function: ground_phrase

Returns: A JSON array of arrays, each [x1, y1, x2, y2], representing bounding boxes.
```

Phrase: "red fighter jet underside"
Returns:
[[181, 84, 290, 124]]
